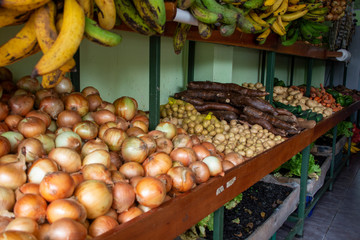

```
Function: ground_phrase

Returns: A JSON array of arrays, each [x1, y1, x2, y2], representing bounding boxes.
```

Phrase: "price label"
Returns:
[[216, 185, 224, 196], [226, 177, 236, 188]]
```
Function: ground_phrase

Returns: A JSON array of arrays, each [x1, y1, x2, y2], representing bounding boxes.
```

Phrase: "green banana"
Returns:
[[305, 3, 322, 10], [84, 16, 122, 47], [281, 28, 299, 46], [200, 0, 239, 25], [309, 38, 322, 44], [219, 23, 236, 37], [173, 23, 191, 54], [115, 0, 156, 35], [243, 0, 264, 9], [177, 0, 195, 9], [227, 4, 255, 33], [190, 0, 223, 24], [304, 20, 329, 33], [309, 7, 329, 15], [303, 13, 325, 22], [132, 0, 166, 34], [301, 22, 322, 37], [197, 21, 213, 39], [265, 16, 277, 25], [300, 23, 312, 40]]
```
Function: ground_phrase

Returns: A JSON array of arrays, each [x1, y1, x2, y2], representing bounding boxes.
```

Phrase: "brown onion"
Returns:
[[0, 186, 15, 211], [167, 166, 196, 192], [14, 89, 29, 96], [172, 134, 192, 148], [0, 154, 17, 164], [98, 122, 117, 139], [192, 144, 211, 161], [170, 147, 197, 167], [110, 170, 126, 183], [177, 127, 187, 135], [46, 198, 87, 223], [54, 77, 74, 94], [115, 116, 129, 131], [46, 218, 87, 240], [156, 137, 173, 154], [129, 176, 143, 188], [65, 93, 89, 117], [83, 149, 110, 168], [102, 128, 127, 152], [17, 138, 45, 162], [143, 152, 172, 177], [56, 110, 82, 128], [35, 88, 58, 107], [112, 182, 135, 213], [130, 120, 148, 133], [81, 86, 99, 97], [14, 194, 47, 224], [97, 101, 115, 113], [55, 127, 72, 135], [48, 147, 81, 173], [224, 152, 245, 166], [37, 223, 50, 240], [5, 217, 39, 236], [81, 163, 112, 184], [73, 121, 98, 140], [89, 215, 118, 237], [39, 171, 75, 202], [0, 102, 9, 121], [135, 176, 166, 208], [202, 156, 224, 177], [81, 138, 109, 158], [92, 109, 116, 125], [0, 122, 8, 134], [113, 96, 137, 121], [55, 131, 82, 152], [109, 151, 122, 169], [190, 135, 201, 145], [26, 110, 51, 128], [17, 76, 41, 93], [39, 96, 64, 120], [1, 131, 24, 153], [156, 174, 173, 193], [104, 208, 118, 220], [1, 80, 16, 93], [75, 180, 113, 219], [27, 158, 58, 184], [0, 159, 26, 189], [131, 114, 149, 127], [5, 114, 23, 130], [0, 136, 10, 158], [222, 160, 235, 171], [189, 161, 210, 184], [121, 137, 148, 163], [119, 162, 144, 179], [71, 172, 84, 187], [9, 94, 34, 116], [155, 122, 176, 139], [126, 126, 145, 137], [0, 67, 12, 82], [0, 230, 37, 240], [18, 117, 46, 138], [117, 206, 143, 224], [202, 142, 217, 154], [0, 217, 12, 233], [87, 94, 102, 112], [18, 183, 40, 196]]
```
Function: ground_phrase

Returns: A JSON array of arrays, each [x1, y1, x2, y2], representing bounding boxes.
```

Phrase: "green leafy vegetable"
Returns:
[[224, 193, 243, 210]]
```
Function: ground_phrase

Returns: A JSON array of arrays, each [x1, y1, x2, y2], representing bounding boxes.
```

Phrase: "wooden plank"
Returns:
[[96, 102, 360, 240]]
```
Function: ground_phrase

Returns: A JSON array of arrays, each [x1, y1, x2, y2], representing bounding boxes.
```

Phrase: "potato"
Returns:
[[255, 82, 263, 89], [289, 90, 300, 96], [248, 83, 255, 88], [294, 93, 303, 99], [299, 98, 307, 104], [259, 87, 266, 92], [273, 86, 286, 94], [323, 108, 333, 116], [313, 106, 324, 113], [286, 95, 294, 101], [306, 99, 318, 108], [242, 83, 249, 87]]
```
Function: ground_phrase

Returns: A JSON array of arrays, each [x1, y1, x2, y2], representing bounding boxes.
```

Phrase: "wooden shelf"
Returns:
[[114, 3, 342, 60], [95, 101, 360, 240]]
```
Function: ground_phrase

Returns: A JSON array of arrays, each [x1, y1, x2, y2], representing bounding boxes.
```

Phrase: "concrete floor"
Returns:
[[277, 153, 360, 240]]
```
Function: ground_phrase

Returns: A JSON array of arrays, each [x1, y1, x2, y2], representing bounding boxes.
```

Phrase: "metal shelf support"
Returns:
[[213, 206, 224, 240], [70, 50, 80, 92], [342, 62, 348, 87], [305, 58, 313, 98], [187, 41, 195, 83], [149, 36, 161, 130], [289, 56, 295, 86], [265, 51, 275, 104], [260, 51, 266, 85], [329, 125, 338, 191]]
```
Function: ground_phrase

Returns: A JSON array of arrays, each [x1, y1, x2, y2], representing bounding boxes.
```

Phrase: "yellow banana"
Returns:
[[0, 12, 39, 67], [281, 9, 308, 21], [289, 0, 299, 4], [256, 28, 271, 42], [132, 0, 166, 34], [94, 0, 116, 30], [263, 0, 276, 7], [32, 0, 85, 77], [276, 15, 285, 32], [0, 0, 50, 11], [78, 0, 94, 18], [269, 0, 283, 13], [0, 8, 32, 28], [270, 20, 285, 35], [55, 13, 63, 32], [245, 15, 264, 32], [249, 10, 269, 27], [287, 4, 306, 12], [273, 0, 288, 16]]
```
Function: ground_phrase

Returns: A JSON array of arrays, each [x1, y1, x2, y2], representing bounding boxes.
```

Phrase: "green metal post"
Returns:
[[329, 125, 338, 191], [347, 113, 355, 166], [305, 58, 313, 98], [70, 50, 80, 92], [329, 61, 334, 88], [270, 232, 276, 240], [265, 51, 275, 104], [261, 51, 266, 85], [187, 41, 195, 83], [297, 145, 311, 236], [149, 36, 161, 131], [342, 63, 348, 87], [213, 206, 224, 240], [289, 56, 295, 86]]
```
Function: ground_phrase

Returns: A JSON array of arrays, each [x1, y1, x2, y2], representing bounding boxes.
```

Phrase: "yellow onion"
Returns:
[[135, 177, 166, 208], [172, 134, 192, 148], [17, 117, 46, 138], [72, 121, 98, 140], [1, 131, 24, 153], [189, 161, 210, 184], [138, 134, 156, 155], [82, 149, 110, 168], [75, 180, 113, 219], [155, 137, 173, 154], [0, 186, 15, 211], [27, 158, 58, 184], [81, 163, 112, 184], [119, 162, 144, 179], [81, 138, 108, 158], [113, 96, 137, 121], [5, 217, 39, 236], [143, 152, 172, 177], [64, 93, 89, 117], [39, 171, 75, 202], [46, 198, 87, 223], [155, 122, 176, 139], [55, 131, 82, 152], [48, 147, 81, 173], [46, 218, 87, 240], [0, 159, 27, 190], [202, 156, 224, 177], [89, 215, 118, 237], [0, 231, 37, 240], [112, 182, 135, 213], [14, 194, 47, 224], [92, 109, 116, 125], [167, 166, 196, 192], [98, 122, 117, 139], [34, 134, 55, 154], [0, 136, 10, 158], [170, 147, 197, 167], [121, 136, 148, 163], [117, 207, 143, 224], [224, 152, 245, 166], [102, 128, 127, 152], [17, 138, 45, 162]]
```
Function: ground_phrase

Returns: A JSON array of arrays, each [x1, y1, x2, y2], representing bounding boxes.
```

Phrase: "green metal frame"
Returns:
[[187, 41, 195, 83], [329, 61, 335, 88], [342, 62, 348, 86], [213, 206, 224, 240], [261, 51, 267, 85], [289, 56, 295, 86], [305, 58, 313, 97], [149, 36, 161, 130], [265, 51, 275, 104]]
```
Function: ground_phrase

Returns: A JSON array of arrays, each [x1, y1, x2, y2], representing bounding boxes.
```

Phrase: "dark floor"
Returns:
[[277, 153, 360, 240]]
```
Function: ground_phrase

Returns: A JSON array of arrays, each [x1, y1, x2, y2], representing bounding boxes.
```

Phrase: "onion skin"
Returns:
[[55, 131, 82, 152], [39, 96, 64, 120], [87, 94, 102, 112], [98, 122, 117, 139], [35, 88, 58, 107], [222, 160, 235, 171], [14, 194, 47, 224], [202, 156, 224, 177], [0, 154, 17, 164], [0, 186, 15, 211], [70, 172, 84, 187], [110, 170, 126, 183], [0, 216, 12, 233], [188, 161, 210, 184], [89, 216, 118, 237], [0, 136, 10, 157], [18, 183, 40, 196], [167, 166, 196, 192], [135, 176, 166, 208], [130, 120, 148, 133], [17, 138, 45, 162], [34, 134, 55, 154], [131, 114, 149, 127], [126, 127, 145, 137], [192, 144, 211, 161], [39, 171, 75, 202], [112, 182, 135, 213], [224, 152, 245, 166], [75, 180, 113, 219], [26, 110, 51, 128], [54, 77, 74, 94], [109, 151, 122, 169], [0, 160, 27, 190], [104, 208, 118, 220], [83, 149, 111, 168], [201, 142, 216, 154], [17, 76, 40, 93], [65, 93, 89, 117], [0, 102, 9, 121], [119, 162, 144, 179], [170, 147, 197, 167], [155, 122, 177, 139], [46, 218, 87, 240], [138, 134, 156, 155], [156, 174, 173, 193], [115, 116, 129, 131], [81, 138, 109, 158], [102, 128, 127, 152], [46, 198, 87, 223], [48, 147, 82, 173], [18, 117, 46, 138], [143, 152, 172, 177], [0, 122, 9, 134], [172, 134, 192, 148], [113, 96, 137, 121], [81, 163, 112, 184], [56, 110, 82, 128], [155, 137, 173, 155], [9, 94, 35, 116], [5, 217, 39, 236], [92, 109, 116, 125], [1, 131, 24, 153], [27, 158, 58, 184], [0, 231, 37, 240], [121, 137, 148, 163], [81, 86, 99, 97], [117, 206, 143, 224], [72, 121, 98, 140], [4, 114, 22, 130]]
